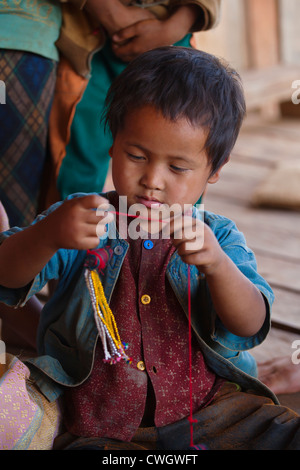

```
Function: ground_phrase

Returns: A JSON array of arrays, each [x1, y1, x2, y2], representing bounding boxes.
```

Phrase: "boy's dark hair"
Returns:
[[104, 46, 246, 175]]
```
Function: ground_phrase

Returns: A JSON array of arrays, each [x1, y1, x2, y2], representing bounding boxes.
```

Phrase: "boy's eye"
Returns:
[[170, 165, 188, 173], [127, 153, 145, 161]]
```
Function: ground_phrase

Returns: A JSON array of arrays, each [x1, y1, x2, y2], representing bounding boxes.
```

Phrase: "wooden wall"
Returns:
[[280, 0, 300, 65], [194, 0, 249, 71], [194, 0, 300, 71]]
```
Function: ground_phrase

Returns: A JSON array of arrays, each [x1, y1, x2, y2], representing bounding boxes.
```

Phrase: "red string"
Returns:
[[187, 265, 197, 446]]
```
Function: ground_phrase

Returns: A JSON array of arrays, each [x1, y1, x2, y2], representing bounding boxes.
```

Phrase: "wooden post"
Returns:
[[244, 0, 280, 69], [243, 0, 281, 118]]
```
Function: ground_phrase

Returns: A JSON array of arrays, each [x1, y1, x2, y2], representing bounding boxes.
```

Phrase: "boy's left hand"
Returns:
[[170, 215, 227, 276], [170, 216, 267, 338]]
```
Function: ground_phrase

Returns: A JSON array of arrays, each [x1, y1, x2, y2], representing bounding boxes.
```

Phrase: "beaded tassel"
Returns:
[[85, 269, 131, 365], [84, 248, 131, 365]]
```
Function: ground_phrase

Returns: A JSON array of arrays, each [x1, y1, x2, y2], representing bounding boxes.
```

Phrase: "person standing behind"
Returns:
[[46, 0, 221, 207], [0, 0, 62, 227]]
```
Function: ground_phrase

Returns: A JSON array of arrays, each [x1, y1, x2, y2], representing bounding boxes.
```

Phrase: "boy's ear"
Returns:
[[208, 155, 230, 184]]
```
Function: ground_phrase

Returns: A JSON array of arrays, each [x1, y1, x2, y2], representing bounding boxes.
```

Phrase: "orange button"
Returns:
[[137, 361, 146, 371], [141, 294, 151, 305]]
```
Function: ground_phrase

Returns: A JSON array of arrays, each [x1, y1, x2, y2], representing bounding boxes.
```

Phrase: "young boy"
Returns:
[[0, 47, 300, 451]]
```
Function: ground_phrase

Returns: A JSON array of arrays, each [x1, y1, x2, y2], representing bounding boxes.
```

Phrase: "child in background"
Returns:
[[1, 47, 300, 450]]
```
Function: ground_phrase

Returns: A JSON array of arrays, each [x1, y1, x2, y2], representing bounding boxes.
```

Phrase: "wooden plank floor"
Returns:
[[204, 113, 300, 366]]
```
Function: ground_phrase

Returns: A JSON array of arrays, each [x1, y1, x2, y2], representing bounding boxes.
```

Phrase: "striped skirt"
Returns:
[[0, 50, 56, 227]]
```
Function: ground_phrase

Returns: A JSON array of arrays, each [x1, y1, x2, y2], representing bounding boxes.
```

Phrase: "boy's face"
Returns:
[[109, 105, 222, 214]]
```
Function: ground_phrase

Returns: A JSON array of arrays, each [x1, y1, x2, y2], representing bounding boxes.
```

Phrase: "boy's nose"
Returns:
[[140, 165, 164, 191]]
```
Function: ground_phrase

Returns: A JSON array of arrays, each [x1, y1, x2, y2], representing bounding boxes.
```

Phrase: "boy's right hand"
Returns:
[[41, 195, 114, 251], [0, 195, 114, 289]]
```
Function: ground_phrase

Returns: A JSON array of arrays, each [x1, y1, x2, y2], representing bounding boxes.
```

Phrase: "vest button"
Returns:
[[143, 240, 154, 250], [141, 294, 151, 305], [137, 361, 146, 371], [114, 245, 124, 255]]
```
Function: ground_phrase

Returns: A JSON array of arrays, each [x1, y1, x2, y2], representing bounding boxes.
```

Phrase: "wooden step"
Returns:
[[241, 65, 300, 112]]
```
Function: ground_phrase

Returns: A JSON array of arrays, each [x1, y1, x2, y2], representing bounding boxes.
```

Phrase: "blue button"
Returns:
[[143, 240, 154, 250], [114, 245, 124, 256]]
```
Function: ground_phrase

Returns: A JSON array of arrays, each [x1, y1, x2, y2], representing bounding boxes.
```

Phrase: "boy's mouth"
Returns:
[[136, 195, 162, 209]]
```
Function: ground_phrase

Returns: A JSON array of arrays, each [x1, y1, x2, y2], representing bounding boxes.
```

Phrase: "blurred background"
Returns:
[[193, 0, 300, 376], [195, 0, 300, 69]]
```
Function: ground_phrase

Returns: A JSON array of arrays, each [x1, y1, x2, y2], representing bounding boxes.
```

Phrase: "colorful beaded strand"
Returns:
[[85, 269, 131, 365]]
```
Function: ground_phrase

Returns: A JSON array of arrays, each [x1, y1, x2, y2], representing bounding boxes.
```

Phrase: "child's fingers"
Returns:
[[82, 204, 114, 240], [63, 196, 114, 244], [78, 194, 110, 211], [76, 195, 114, 226], [170, 217, 205, 256], [168, 215, 204, 240], [85, 209, 114, 226], [161, 211, 185, 238]]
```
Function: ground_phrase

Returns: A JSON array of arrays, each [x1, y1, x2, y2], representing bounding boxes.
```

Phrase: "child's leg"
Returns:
[[157, 382, 300, 450]]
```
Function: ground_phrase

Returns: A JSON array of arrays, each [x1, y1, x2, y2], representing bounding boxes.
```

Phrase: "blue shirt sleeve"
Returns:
[[204, 211, 274, 352], [0, 202, 78, 308]]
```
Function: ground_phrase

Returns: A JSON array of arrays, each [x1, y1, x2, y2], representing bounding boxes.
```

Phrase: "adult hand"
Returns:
[[85, 0, 155, 36], [111, 5, 199, 62], [111, 18, 177, 62]]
